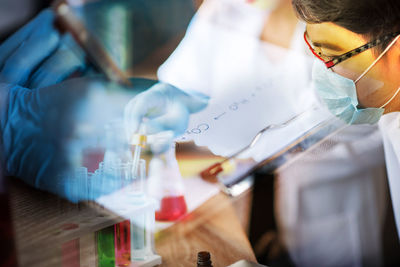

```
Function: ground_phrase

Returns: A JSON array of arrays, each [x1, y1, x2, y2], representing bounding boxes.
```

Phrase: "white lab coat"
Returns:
[[379, 113, 400, 238], [276, 124, 387, 267], [158, 0, 388, 266]]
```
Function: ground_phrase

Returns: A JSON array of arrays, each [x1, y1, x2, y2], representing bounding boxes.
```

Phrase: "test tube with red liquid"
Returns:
[[114, 220, 131, 267]]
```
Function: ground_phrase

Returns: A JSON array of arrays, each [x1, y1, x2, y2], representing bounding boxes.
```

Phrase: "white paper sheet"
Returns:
[[158, 8, 333, 162]]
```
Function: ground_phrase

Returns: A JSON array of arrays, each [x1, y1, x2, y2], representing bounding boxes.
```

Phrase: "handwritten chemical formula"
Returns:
[[179, 81, 273, 141]]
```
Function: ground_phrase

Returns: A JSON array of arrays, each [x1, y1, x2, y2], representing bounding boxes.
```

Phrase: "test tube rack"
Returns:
[[9, 179, 161, 267]]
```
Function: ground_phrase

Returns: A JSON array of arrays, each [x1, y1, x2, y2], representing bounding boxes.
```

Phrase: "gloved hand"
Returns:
[[0, 9, 87, 88], [1, 78, 87, 200], [0, 8, 208, 202], [0, 77, 135, 202], [0, 9, 128, 202], [124, 82, 209, 140]]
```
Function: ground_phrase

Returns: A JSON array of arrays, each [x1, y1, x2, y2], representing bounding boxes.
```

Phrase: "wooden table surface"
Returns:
[[156, 193, 256, 266]]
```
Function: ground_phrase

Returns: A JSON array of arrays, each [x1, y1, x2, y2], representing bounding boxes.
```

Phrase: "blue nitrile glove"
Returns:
[[0, 9, 162, 203], [27, 33, 87, 89], [0, 78, 88, 200], [0, 77, 134, 202], [0, 9, 87, 88], [124, 82, 209, 140]]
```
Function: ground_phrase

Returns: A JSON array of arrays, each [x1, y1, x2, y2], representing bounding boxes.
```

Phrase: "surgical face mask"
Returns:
[[312, 39, 400, 125]]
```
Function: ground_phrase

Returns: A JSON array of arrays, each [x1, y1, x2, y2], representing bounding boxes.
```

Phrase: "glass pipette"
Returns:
[[130, 123, 147, 181]]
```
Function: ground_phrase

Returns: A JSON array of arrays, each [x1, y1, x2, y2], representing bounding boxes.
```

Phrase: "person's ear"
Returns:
[[392, 35, 400, 55], [384, 35, 400, 69]]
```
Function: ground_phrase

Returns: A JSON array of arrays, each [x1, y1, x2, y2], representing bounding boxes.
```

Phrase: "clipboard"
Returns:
[[215, 116, 346, 196]]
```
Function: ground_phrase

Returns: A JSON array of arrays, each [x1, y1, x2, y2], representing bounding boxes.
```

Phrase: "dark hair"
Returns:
[[292, 0, 400, 49]]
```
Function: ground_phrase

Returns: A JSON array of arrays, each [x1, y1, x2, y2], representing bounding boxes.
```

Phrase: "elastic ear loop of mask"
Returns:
[[353, 34, 400, 108], [380, 86, 400, 108]]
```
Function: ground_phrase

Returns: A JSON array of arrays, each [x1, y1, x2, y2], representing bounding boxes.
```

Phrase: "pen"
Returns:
[[200, 106, 316, 182]]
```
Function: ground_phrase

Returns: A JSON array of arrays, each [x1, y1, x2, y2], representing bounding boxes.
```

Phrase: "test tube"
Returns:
[[119, 163, 127, 188], [131, 159, 146, 196], [94, 169, 102, 199], [114, 220, 131, 267], [130, 159, 146, 260], [105, 159, 121, 194], [99, 162, 105, 174], [131, 215, 146, 260], [131, 145, 141, 179], [96, 226, 116, 267], [61, 238, 80, 267], [87, 172, 94, 201], [79, 166, 89, 201], [72, 167, 87, 202]]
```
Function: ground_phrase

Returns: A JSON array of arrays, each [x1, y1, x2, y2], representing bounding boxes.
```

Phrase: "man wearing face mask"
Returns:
[[292, 0, 400, 252]]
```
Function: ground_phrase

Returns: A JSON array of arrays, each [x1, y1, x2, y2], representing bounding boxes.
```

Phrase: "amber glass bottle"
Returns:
[[197, 251, 213, 267]]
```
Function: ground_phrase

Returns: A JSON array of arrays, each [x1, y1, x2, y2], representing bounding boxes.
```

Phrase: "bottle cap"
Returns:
[[197, 251, 213, 267]]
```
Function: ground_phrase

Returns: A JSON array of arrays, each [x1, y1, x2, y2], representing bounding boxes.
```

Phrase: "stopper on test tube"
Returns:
[[130, 123, 147, 147]]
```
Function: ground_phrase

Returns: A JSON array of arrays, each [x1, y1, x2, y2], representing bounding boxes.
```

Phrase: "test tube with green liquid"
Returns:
[[96, 225, 115, 267]]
